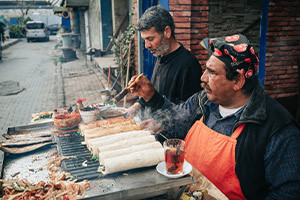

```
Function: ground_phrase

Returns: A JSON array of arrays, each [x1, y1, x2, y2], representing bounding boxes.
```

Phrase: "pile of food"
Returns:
[[79, 116, 165, 175], [31, 112, 53, 123], [0, 154, 90, 200]]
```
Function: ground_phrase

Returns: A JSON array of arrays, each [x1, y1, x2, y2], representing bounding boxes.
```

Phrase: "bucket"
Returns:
[[61, 34, 72, 47], [79, 107, 101, 123]]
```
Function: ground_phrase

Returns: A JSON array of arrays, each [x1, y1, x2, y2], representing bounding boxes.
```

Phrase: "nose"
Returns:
[[201, 69, 208, 83], [145, 40, 151, 49]]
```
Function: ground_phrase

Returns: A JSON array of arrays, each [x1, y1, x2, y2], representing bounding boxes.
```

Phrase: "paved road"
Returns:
[[0, 37, 59, 134]]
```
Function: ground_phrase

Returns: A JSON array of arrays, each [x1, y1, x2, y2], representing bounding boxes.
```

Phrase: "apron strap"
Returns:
[[200, 116, 245, 139], [231, 124, 246, 139]]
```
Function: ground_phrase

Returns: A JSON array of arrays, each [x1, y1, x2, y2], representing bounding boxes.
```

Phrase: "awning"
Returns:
[[64, 0, 89, 7], [50, 0, 64, 7], [53, 6, 69, 14]]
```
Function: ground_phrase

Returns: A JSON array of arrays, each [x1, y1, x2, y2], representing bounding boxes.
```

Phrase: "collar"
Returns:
[[204, 100, 244, 120], [200, 78, 267, 124], [159, 43, 184, 64]]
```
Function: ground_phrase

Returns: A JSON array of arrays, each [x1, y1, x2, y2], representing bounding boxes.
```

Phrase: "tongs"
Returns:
[[114, 73, 143, 102]]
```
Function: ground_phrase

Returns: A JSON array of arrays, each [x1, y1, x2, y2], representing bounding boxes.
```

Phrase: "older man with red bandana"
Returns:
[[129, 34, 300, 199]]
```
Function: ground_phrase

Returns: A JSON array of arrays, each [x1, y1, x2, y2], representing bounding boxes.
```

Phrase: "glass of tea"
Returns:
[[163, 139, 186, 174]]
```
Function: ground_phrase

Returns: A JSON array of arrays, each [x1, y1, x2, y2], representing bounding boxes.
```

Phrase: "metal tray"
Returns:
[[1, 122, 196, 199], [1, 122, 57, 183]]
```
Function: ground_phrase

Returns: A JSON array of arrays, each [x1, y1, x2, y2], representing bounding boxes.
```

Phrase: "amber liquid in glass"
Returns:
[[165, 148, 184, 174]]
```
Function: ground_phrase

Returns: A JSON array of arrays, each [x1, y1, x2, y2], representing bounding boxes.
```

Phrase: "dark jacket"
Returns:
[[145, 78, 300, 199]]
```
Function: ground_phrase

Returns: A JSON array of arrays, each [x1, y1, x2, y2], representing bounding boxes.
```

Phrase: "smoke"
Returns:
[[135, 103, 196, 140]]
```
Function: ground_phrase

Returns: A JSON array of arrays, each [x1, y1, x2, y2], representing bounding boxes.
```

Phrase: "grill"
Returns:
[[55, 131, 101, 182], [3, 122, 196, 199]]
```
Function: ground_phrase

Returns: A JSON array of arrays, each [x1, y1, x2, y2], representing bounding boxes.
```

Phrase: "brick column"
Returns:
[[264, 0, 300, 98], [170, 0, 209, 70]]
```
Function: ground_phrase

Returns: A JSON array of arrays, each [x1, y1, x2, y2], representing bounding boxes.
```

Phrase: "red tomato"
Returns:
[[245, 69, 253, 78], [250, 47, 255, 54], [230, 55, 237, 62], [224, 49, 229, 55], [244, 58, 251, 63], [225, 35, 240, 42], [255, 63, 258, 71], [214, 48, 223, 56], [234, 44, 247, 52]]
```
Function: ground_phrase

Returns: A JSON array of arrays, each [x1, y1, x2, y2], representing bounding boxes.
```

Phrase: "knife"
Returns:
[[114, 73, 143, 102]]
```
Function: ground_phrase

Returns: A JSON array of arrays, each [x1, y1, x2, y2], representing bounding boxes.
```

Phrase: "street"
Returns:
[[0, 36, 59, 135]]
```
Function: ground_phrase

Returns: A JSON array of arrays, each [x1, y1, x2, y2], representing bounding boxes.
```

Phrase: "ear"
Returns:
[[164, 26, 172, 39], [233, 73, 245, 91]]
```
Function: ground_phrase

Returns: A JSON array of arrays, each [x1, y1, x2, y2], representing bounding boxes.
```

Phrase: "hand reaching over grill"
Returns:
[[141, 119, 163, 134], [129, 75, 155, 102]]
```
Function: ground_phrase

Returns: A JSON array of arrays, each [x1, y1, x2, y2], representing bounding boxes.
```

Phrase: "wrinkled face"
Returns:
[[140, 27, 170, 57], [201, 55, 236, 107]]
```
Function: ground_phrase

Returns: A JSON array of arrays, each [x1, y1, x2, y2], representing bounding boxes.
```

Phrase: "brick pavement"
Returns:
[[60, 51, 108, 108], [0, 37, 110, 177], [0, 39, 58, 134], [0, 38, 108, 135]]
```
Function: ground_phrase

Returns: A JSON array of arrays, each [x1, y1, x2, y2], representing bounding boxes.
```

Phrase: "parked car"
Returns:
[[25, 21, 49, 42], [47, 24, 60, 35]]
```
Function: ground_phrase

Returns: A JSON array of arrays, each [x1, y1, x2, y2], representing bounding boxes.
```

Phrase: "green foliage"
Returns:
[[59, 55, 65, 63], [54, 55, 65, 66], [110, 23, 136, 66], [9, 25, 25, 38], [23, 17, 32, 25], [55, 42, 62, 49]]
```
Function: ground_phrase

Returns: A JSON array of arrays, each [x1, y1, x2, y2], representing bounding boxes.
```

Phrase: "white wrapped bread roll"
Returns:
[[102, 148, 164, 175], [97, 135, 156, 154], [87, 130, 152, 155], [99, 141, 162, 165], [79, 116, 127, 135], [84, 124, 142, 141], [87, 130, 151, 150], [83, 120, 135, 136]]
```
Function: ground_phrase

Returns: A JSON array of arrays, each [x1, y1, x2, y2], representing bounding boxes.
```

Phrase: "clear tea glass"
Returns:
[[163, 139, 186, 174]]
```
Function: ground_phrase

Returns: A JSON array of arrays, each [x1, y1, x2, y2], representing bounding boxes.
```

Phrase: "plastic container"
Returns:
[[75, 98, 86, 113], [61, 33, 72, 47], [54, 112, 81, 129], [79, 107, 101, 123]]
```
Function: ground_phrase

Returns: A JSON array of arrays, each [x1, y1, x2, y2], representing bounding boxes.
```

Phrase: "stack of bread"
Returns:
[[79, 116, 164, 175]]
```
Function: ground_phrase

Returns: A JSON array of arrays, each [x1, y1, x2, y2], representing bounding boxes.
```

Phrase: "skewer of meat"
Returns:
[[0, 136, 52, 146], [0, 142, 54, 154], [2, 132, 56, 139]]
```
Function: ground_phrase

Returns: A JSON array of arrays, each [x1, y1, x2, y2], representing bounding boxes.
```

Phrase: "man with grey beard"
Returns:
[[127, 5, 203, 125]]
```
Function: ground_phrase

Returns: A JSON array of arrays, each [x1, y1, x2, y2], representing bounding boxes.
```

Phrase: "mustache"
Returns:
[[148, 48, 157, 51], [201, 82, 211, 91]]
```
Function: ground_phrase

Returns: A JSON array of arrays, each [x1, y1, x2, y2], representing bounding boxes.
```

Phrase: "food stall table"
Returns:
[[1, 121, 196, 200]]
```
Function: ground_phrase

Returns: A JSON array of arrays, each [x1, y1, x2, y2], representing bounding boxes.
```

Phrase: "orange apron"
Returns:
[[184, 117, 246, 200]]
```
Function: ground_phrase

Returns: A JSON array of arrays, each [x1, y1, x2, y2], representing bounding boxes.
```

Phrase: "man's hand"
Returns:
[[141, 119, 163, 133], [129, 75, 155, 102], [126, 102, 142, 118]]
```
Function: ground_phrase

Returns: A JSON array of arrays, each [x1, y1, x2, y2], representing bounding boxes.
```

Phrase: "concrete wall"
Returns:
[[0, 9, 60, 26], [27, 15, 61, 26], [112, 0, 129, 34], [208, 0, 261, 54], [88, 0, 101, 49]]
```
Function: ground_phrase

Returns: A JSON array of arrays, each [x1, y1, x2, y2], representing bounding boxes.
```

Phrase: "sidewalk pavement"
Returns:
[[1, 38, 21, 50], [57, 50, 136, 110], [56, 49, 111, 110]]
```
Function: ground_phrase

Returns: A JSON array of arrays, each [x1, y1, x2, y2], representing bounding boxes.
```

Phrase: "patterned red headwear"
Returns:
[[209, 34, 259, 78]]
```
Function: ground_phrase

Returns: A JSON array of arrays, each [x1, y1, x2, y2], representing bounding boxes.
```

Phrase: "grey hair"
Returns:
[[137, 5, 175, 38]]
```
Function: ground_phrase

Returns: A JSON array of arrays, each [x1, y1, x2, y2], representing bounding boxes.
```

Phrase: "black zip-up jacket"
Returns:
[[143, 78, 300, 199], [138, 44, 202, 106]]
